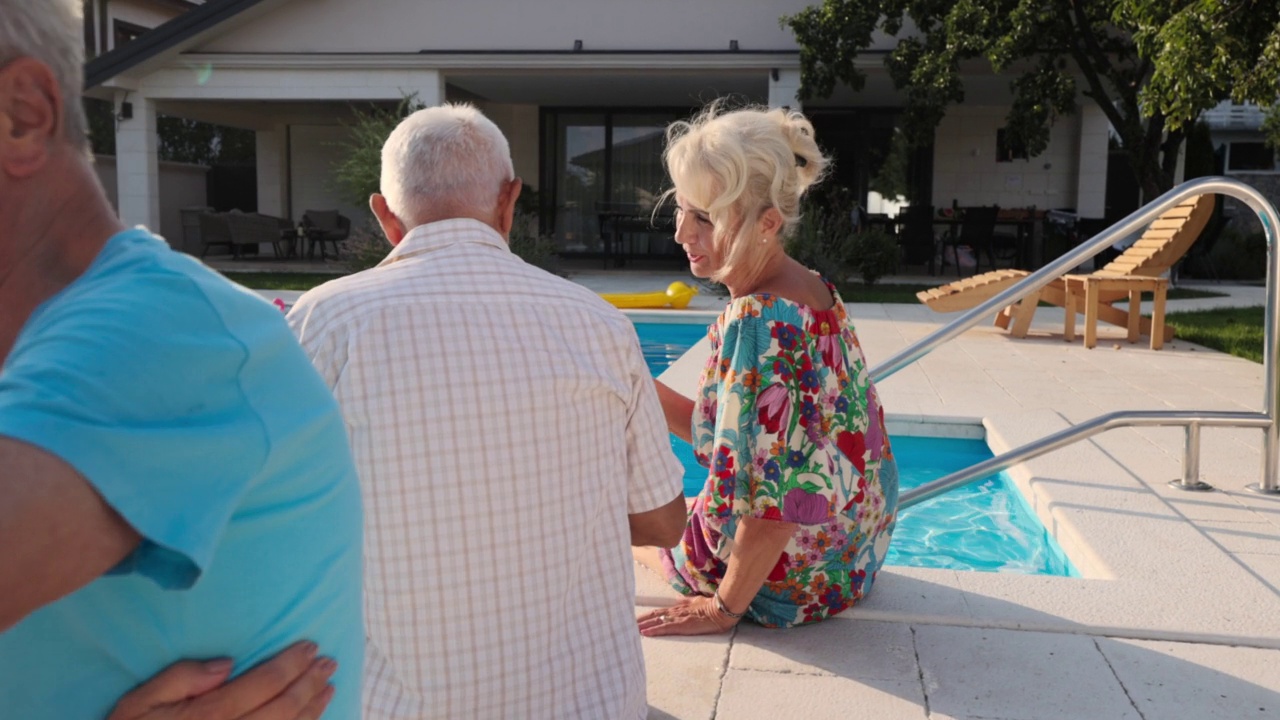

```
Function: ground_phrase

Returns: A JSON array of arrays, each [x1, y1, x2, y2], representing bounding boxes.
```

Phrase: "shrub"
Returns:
[[508, 211, 561, 274], [849, 228, 900, 285], [786, 204, 858, 283], [1206, 229, 1267, 281], [786, 201, 900, 285], [340, 218, 392, 273]]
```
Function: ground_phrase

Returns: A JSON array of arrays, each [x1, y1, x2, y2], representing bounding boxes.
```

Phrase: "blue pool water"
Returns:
[[635, 321, 1078, 578]]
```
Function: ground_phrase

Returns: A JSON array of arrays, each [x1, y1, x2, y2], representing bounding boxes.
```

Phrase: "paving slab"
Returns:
[[730, 619, 918, 682], [643, 632, 732, 720], [844, 567, 973, 624], [1199, 521, 1280, 555], [914, 626, 1138, 720], [1095, 638, 1280, 720], [714, 670, 927, 720]]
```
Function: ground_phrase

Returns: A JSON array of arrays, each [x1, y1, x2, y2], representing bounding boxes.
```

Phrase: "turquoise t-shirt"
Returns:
[[0, 229, 363, 718]]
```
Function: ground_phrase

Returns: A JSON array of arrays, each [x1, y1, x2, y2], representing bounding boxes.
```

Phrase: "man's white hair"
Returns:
[[0, 0, 88, 147], [380, 103, 514, 226]]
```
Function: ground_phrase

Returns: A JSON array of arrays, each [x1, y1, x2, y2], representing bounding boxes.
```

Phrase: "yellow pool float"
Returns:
[[600, 281, 699, 309]]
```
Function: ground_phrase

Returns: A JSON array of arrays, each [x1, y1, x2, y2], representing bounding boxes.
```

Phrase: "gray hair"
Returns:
[[0, 0, 88, 148], [380, 103, 514, 226]]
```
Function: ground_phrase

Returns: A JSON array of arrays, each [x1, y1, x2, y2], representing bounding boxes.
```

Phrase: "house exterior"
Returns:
[[83, 0, 1113, 259], [85, 0, 212, 245], [1202, 101, 1280, 234], [84, 0, 205, 59]]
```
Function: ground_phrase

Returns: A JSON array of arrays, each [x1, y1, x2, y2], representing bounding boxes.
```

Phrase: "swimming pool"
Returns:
[[635, 321, 1078, 578]]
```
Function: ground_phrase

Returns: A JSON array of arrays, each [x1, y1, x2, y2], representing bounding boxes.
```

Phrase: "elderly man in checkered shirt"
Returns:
[[287, 104, 687, 720]]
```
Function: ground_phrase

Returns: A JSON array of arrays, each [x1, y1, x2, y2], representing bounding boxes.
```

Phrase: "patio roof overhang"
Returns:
[[97, 49, 912, 109]]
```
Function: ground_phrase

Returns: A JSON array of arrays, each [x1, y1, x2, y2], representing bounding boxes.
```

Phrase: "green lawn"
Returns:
[[834, 282, 936, 303], [834, 282, 1224, 305], [220, 272, 344, 291], [1122, 288, 1225, 303], [1165, 306, 1264, 363]]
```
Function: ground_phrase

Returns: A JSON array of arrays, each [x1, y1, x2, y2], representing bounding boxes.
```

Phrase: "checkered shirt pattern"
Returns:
[[287, 218, 684, 720]]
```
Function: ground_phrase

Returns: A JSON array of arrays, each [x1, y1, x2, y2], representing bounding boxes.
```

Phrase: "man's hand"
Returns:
[[107, 641, 338, 720]]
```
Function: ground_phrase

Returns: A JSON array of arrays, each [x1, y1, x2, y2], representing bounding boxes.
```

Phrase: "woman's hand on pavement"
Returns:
[[636, 595, 739, 637], [107, 640, 337, 720]]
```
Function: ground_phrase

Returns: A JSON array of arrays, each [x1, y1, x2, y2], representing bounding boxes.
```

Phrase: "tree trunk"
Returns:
[[1160, 128, 1186, 194], [1123, 126, 1181, 204]]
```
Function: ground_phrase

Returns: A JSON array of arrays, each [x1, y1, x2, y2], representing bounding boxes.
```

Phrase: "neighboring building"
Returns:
[[83, 0, 1112, 261], [1202, 101, 1280, 234]]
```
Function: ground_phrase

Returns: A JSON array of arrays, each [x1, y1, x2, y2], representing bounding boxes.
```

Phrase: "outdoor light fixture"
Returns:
[[771, 68, 779, 81], [730, 39, 739, 51], [573, 39, 583, 51], [119, 101, 133, 120]]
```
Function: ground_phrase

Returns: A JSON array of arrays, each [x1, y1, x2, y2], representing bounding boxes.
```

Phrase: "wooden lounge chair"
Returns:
[[916, 195, 1216, 348]]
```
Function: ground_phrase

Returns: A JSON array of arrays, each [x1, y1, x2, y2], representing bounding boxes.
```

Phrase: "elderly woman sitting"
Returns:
[[636, 104, 899, 635]]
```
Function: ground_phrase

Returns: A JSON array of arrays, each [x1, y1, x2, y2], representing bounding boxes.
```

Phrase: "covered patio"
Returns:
[[83, 0, 1113, 272]]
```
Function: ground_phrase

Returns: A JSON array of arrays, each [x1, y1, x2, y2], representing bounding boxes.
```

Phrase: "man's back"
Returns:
[[0, 229, 364, 718], [289, 218, 681, 719]]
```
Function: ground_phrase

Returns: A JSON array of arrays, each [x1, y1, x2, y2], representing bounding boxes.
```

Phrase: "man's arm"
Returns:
[[0, 437, 141, 632], [654, 380, 695, 444], [627, 493, 686, 548]]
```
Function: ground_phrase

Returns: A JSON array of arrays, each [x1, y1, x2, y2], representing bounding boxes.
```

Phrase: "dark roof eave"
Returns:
[[84, 0, 272, 90]]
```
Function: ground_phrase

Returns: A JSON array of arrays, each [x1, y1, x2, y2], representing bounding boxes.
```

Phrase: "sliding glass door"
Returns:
[[543, 109, 687, 262], [546, 113, 606, 253]]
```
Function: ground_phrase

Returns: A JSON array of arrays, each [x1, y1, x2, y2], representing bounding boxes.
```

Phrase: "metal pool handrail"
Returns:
[[867, 177, 1280, 509]]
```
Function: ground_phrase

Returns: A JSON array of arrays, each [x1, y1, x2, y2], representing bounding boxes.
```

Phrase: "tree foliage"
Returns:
[[785, 0, 1280, 200], [83, 97, 255, 166], [868, 127, 911, 201], [85, 98, 116, 155], [156, 116, 255, 166]]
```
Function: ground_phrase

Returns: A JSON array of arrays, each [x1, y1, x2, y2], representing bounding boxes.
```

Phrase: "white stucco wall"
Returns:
[[473, 102, 540, 190], [256, 126, 288, 219], [199, 0, 895, 53], [288, 125, 368, 226], [94, 154, 209, 246], [1074, 103, 1109, 218], [932, 106, 1082, 211]]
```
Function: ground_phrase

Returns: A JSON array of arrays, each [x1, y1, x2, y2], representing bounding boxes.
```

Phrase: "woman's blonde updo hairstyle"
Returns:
[[661, 103, 828, 284]]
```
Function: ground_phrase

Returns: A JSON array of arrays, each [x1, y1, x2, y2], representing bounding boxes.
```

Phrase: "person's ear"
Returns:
[[0, 58, 63, 179], [494, 177, 523, 239], [369, 193, 407, 246], [758, 207, 784, 243]]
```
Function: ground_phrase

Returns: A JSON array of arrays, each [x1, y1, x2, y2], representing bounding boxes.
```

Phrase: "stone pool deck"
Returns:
[[620, 276, 1279, 720], [256, 273, 1279, 719]]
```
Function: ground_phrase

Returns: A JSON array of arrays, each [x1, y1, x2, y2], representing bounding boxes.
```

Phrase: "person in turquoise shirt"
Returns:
[[0, 2, 362, 718]]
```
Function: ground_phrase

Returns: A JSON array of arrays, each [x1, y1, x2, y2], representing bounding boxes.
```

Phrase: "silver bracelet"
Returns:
[[713, 590, 746, 620]]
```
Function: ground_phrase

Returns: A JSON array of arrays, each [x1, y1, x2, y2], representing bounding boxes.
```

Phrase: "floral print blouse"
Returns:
[[660, 282, 898, 628]]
